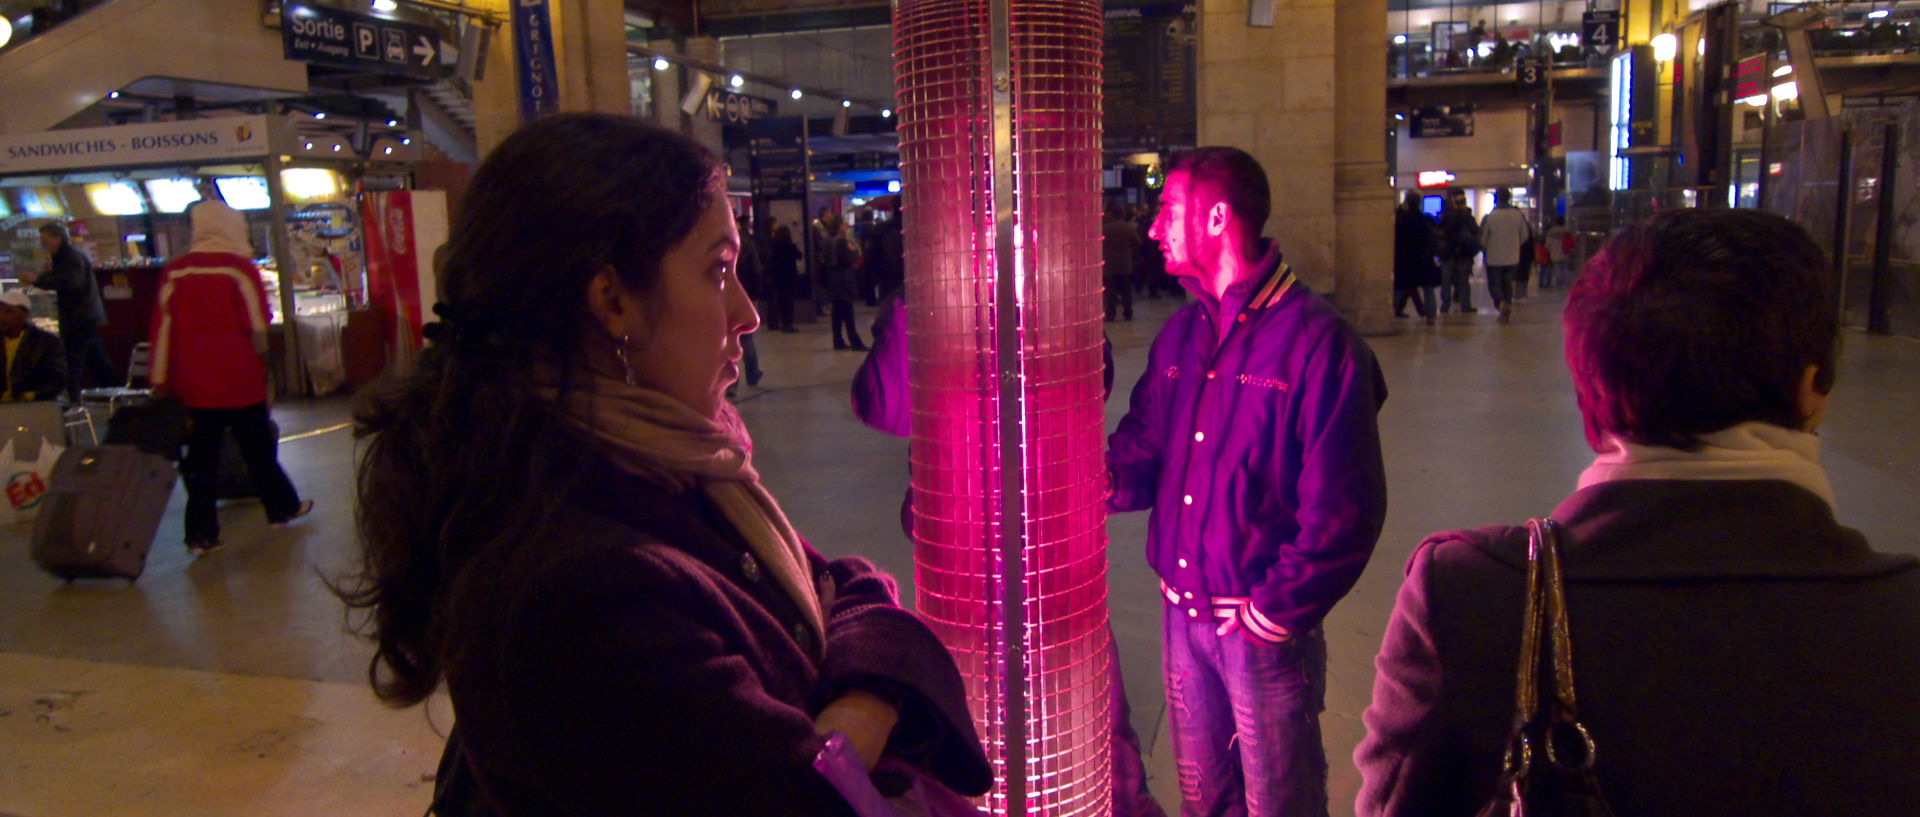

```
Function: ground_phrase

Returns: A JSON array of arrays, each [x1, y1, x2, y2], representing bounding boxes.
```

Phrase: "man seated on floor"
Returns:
[[0, 290, 67, 402]]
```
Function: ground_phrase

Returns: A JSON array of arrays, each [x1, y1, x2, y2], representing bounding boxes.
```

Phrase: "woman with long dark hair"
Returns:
[[338, 114, 988, 815]]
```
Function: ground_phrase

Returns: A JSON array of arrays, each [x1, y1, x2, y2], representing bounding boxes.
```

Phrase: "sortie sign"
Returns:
[[282, 2, 441, 80]]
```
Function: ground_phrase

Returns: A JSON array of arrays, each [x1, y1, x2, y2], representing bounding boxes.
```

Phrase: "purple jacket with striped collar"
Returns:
[[1108, 239, 1388, 642]]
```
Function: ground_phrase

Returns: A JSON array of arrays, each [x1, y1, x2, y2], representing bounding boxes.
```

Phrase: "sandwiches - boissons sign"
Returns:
[[0, 116, 288, 176]]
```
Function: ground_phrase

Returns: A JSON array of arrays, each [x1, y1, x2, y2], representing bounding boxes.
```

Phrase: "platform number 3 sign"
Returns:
[[1516, 60, 1544, 88]]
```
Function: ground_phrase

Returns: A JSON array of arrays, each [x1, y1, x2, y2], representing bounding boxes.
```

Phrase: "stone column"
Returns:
[[1197, 0, 1393, 334], [1332, 0, 1394, 335], [472, 21, 521, 159], [551, 0, 631, 114]]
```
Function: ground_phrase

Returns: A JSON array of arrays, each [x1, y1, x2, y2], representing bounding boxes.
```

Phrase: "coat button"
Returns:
[[1187, 608, 1199, 618], [1206, 370, 1217, 380], [1193, 431, 1205, 442], [1237, 314, 1247, 323], [1183, 494, 1193, 505], [739, 553, 761, 582], [1184, 591, 1194, 599], [1178, 558, 1188, 568]]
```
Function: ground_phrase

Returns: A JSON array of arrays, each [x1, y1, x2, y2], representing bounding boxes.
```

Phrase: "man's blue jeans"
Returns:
[[1163, 608, 1328, 817]]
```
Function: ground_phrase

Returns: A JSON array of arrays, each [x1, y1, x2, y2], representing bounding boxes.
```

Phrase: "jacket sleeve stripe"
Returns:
[[150, 276, 176, 388], [1240, 603, 1291, 643]]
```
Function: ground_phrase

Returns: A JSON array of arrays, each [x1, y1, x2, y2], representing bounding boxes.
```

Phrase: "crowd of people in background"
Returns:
[[730, 191, 1175, 391], [1394, 186, 1577, 326]]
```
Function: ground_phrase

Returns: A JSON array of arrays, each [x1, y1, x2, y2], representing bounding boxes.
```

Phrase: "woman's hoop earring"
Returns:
[[615, 334, 637, 386]]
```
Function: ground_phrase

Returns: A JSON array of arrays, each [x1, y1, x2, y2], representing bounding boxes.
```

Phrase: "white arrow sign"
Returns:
[[414, 35, 434, 67]]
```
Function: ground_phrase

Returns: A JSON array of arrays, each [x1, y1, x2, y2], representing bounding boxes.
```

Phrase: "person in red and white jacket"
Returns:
[[150, 199, 311, 555]]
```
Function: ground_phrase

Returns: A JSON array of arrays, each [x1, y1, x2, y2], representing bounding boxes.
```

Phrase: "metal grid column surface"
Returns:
[[894, 0, 1111, 812]]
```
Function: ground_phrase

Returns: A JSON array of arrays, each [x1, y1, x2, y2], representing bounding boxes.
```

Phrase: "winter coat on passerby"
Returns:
[[0, 291, 66, 402], [1479, 195, 1532, 317], [150, 201, 309, 553], [863, 212, 905, 301], [1104, 208, 1143, 321], [1392, 207, 1443, 290], [821, 225, 865, 350], [1358, 208, 1920, 817], [1438, 202, 1481, 261], [821, 228, 862, 304], [27, 223, 117, 398], [768, 226, 803, 332], [1393, 201, 1444, 322], [1478, 204, 1531, 269]]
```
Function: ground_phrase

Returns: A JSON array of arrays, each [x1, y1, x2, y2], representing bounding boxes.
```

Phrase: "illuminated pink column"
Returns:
[[894, 0, 1110, 814]]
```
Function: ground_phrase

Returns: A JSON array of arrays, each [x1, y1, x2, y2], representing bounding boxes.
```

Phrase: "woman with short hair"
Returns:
[[1355, 208, 1920, 817]]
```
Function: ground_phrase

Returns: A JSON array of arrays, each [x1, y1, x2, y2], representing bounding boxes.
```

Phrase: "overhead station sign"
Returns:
[[282, 2, 441, 80]]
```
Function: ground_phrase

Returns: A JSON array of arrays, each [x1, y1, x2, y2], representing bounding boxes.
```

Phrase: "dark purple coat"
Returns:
[[853, 293, 1115, 438], [444, 462, 991, 816], [1356, 479, 1920, 817], [1108, 242, 1388, 642]]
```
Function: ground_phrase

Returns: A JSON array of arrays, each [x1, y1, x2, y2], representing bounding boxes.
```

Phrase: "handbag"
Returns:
[[423, 726, 494, 817], [1474, 518, 1619, 817]]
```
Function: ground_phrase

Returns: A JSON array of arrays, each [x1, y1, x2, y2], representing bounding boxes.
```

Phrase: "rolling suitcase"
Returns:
[[30, 446, 178, 582]]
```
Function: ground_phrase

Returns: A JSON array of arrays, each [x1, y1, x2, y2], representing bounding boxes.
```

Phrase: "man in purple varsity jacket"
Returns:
[[1109, 148, 1388, 817]]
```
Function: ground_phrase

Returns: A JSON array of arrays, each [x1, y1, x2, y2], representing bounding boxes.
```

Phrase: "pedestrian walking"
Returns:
[[1478, 189, 1532, 323], [1393, 191, 1442, 325], [150, 201, 312, 554], [1438, 189, 1479, 314], [21, 222, 117, 400]]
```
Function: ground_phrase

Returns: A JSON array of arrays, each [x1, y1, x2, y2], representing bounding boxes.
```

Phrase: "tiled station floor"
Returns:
[[2, 290, 1915, 816]]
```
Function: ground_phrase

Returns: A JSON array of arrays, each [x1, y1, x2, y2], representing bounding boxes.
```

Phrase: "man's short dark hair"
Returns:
[[1564, 208, 1838, 451], [37, 222, 68, 242], [1168, 147, 1270, 238]]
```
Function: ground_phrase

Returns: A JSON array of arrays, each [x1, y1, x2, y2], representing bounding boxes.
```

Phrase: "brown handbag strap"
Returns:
[[1510, 519, 1550, 724], [1535, 518, 1580, 713]]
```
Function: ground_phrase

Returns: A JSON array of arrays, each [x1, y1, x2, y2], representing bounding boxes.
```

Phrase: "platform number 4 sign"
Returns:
[[1583, 11, 1620, 57]]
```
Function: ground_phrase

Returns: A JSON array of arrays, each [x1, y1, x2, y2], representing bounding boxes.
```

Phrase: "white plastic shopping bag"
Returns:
[[0, 436, 63, 525]]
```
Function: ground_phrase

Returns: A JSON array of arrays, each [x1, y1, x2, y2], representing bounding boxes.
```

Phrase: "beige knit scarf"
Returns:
[[551, 372, 825, 651], [1578, 421, 1837, 511]]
